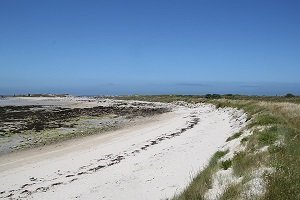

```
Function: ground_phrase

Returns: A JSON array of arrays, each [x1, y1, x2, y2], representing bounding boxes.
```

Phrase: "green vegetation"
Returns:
[[240, 136, 249, 144], [221, 160, 232, 170], [112, 94, 300, 104], [231, 152, 266, 177], [251, 113, 285, 127], [214, 150, 229, 159], [114, 95, 300, 199], [204, 94, 222, 99], [257, 126, 279, 146], [285, 93, 295, 98], [226, 132, 242, 142], [205, 100, 299, 199]]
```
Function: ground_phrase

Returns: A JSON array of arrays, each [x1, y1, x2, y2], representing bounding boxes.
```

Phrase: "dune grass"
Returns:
[[226, 132, 242, 142], [206, 99, 300, 199]]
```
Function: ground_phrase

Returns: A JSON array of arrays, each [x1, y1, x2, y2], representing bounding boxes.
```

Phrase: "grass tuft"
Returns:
[[226, 132, 242, 142], [214, 149, 229, 160], [221, 160, 232, 170]]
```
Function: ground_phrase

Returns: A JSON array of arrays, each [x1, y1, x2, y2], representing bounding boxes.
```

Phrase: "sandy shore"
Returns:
[[0, 97, 169, 154], [0, 102, 246, 200]]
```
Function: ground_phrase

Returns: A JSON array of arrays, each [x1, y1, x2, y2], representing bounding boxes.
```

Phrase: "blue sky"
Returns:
[[1, 0, 300, 95]]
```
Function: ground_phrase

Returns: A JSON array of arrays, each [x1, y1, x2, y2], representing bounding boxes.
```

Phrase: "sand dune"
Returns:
[[0, 102, 246, 200]]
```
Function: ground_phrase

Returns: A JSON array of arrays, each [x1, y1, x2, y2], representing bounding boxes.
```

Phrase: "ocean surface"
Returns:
[[1, 82, 300, 96]]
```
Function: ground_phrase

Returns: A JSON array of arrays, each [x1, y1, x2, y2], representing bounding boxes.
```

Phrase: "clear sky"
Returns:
[[1, 0, 300, 95]]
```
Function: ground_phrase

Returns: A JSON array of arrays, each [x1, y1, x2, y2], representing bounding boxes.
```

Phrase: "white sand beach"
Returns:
[[0, 100, 246, 199]]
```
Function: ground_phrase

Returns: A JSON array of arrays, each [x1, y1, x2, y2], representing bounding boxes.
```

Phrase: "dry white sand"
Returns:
[[0, 103, 246, 200]]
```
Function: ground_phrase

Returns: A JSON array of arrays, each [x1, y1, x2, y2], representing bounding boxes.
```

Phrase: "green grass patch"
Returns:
[[258, 126, 279, 146], [232, 152, 249, 177], [214, 149, 229, 160], [264, 127, 300, 200], [226, 132, 242, 142], [251, 113, 284, 127], [232, 152, 267, 177], [221, 160, 232, 170]]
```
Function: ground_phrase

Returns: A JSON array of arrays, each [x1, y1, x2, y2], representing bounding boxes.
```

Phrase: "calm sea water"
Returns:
[[1, 82, 300, 96]]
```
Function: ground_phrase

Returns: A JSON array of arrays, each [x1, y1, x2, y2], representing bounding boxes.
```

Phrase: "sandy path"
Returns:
[[0, 104, 246, 200]]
